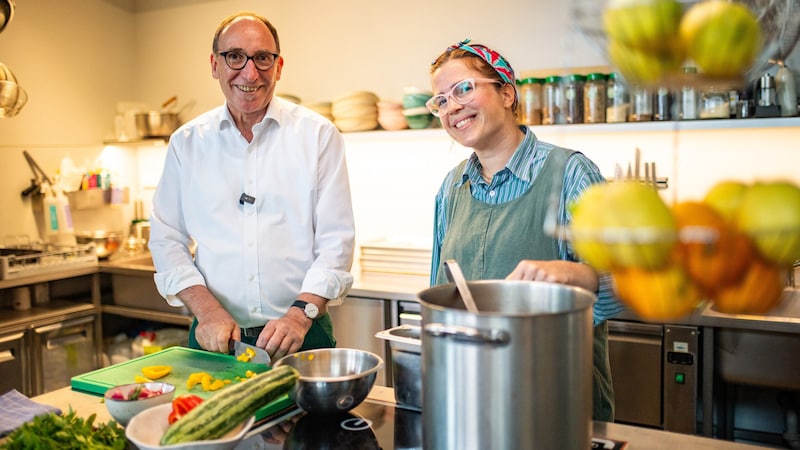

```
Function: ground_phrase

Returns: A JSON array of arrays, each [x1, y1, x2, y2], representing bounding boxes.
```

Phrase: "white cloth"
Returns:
[[149, 97, 355, 328]]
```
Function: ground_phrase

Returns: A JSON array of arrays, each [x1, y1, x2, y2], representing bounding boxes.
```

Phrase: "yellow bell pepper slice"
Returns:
[[134, 375, 152, 383], [187, 371, 211, 390], [141, 365, 172, 380]]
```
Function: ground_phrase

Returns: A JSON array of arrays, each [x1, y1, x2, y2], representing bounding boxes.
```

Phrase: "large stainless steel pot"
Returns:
[[418, 280, 595, 450], [134, 111, 181, 138]]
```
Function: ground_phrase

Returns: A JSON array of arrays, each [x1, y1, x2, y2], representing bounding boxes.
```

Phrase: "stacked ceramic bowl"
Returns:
[[304, 101, 333, 121], [376, 101, 408, 131], [331, 91, 379, 132], [402, 87, 435, 130]]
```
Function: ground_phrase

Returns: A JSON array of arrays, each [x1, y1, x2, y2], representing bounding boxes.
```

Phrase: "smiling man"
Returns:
[[148, 11, 355, 363]]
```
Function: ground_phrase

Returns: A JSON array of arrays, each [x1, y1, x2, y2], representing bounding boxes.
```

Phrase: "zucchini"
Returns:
[[160, 365, 299, 445]]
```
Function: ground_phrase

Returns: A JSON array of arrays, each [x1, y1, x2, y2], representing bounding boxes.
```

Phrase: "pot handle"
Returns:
[[424, 323, 510, 346]]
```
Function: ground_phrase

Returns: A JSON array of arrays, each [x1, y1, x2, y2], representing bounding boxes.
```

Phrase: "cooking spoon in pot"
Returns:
[[443, 260, 479, 313]]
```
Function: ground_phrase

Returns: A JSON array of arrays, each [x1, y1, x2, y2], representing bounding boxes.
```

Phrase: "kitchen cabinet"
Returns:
[[30, 312, 97, 396], [0, 327, 28, 395], [328, 295, 393, 387]]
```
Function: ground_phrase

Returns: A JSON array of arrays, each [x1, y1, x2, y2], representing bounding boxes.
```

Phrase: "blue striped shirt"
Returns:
[[431, 126, 624, 325]]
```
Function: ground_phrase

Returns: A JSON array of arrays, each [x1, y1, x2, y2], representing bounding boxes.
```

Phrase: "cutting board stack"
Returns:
[[331, 91, 379, 132], [304, 101, 333, 121], [359, 239, 431, 288]]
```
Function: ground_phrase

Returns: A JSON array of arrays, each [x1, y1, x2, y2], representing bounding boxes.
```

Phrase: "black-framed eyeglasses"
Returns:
[[425, 78, 504, 117], [217, 50, 279, 71]]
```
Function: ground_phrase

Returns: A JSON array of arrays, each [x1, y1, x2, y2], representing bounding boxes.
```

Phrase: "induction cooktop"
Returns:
[[238, 400, 627, 450]]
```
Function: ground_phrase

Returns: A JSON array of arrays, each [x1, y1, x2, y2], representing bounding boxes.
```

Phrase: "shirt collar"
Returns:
[[458, 126, 538, 185], [217, 96, 285, 132]]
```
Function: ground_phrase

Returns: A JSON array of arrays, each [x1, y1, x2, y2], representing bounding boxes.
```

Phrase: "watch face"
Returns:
[[305, 303, 319, 319]]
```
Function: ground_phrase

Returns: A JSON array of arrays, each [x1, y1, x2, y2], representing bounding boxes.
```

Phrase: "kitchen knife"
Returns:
[[228, 339, 271, 365]]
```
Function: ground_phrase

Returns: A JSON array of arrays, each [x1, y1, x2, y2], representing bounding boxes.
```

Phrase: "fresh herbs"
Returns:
[[0, 408, 126, 449]]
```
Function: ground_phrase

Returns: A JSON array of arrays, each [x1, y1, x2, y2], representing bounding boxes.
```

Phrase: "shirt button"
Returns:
[[251, 306, 257, 313], [489, 190, 496, 197], [249, 275, 255, 282]]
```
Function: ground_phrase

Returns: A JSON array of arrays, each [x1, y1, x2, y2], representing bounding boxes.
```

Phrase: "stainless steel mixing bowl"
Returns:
[[274, 348, 384, 414]]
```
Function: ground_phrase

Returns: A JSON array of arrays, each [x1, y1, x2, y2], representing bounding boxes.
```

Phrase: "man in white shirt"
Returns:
[[148, 11, 355, 362]]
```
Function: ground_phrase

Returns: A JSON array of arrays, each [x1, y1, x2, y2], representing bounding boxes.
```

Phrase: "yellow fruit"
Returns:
[[672, 201, 754, 292], [607, 39, 685, 85], [713, 257, 786, 314], [603, 0, 684, 52], [679, 0, 762, 78], [703, 180, 749, 222], [612, 264, 703, 320], [735, 180, 800, 266], [571, 181, 677, 270]]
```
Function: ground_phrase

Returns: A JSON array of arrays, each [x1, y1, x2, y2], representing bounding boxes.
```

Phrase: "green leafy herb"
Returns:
[[0, 408, 126, 449]]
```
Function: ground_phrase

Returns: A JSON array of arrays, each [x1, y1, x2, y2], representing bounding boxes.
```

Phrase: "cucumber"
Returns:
[[160, 365, 299, 445]]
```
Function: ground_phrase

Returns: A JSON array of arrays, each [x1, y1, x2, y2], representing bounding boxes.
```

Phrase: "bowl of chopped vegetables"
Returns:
[[104, 382, 175, 426]]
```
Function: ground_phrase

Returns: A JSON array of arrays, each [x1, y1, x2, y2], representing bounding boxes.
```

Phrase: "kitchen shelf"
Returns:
[[343, 116, 800, 139], [102, 304, 192, 327], [102, 138, 167, 146]]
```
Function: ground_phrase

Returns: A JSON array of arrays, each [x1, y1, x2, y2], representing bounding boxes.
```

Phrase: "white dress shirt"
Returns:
[[149, 97, 355, 328]]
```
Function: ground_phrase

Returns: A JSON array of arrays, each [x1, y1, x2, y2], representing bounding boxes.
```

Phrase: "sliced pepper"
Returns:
[[187, 371, 211, 390], [141, 365, 172, 380], [134, 375, 152, 383], [167, 394, 204, 424]]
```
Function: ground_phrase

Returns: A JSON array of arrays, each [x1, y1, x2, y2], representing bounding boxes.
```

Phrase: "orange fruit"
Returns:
[[713, 257, 787, 315], [612, 264, 704, 321], [672, 201, 754, 292]]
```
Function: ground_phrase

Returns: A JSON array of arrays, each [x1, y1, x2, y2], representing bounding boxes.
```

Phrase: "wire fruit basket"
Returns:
[[571, 0, 800, 88], [557, 179, 800, 321]]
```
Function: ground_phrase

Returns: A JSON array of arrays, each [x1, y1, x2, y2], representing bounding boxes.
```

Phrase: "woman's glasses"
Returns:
[[425, 78, 504, 117]]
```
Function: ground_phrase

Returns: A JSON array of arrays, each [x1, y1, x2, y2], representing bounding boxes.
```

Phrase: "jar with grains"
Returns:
[[564, 74, 585, 124], [699, 87, 730, 119], [583, 73, 606, 123], [606, 73, 629, 123], [518, 77, 544, 125], [543, 75, 565, 125]]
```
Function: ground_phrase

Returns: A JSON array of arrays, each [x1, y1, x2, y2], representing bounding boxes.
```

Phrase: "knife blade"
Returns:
[[228, 339, 271, 365]]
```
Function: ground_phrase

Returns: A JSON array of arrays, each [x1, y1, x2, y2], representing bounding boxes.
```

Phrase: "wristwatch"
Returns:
[[291, 300, 319, 320]]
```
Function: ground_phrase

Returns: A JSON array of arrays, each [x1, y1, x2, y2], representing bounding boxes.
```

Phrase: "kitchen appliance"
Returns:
[[0, 329, 28, 395], [30, 313, 98, 396], [249, 393, 629, 450], [608, 320, 700, 433], [418, 280, 595, 450], [755, 73, 782, 117], [376, 324, 422, 410], [0, 243, 97, 280]]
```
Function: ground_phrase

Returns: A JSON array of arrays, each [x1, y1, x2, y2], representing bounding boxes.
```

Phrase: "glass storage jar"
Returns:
[[679, 66, 698, 120], [518, 77, 543, 125], [654, 86, 671, 121], [583, 73, 606, 123], [699, 87, 730, 119], [630, 87, 654, 122], [543, 75, 564, 125], [564, 74, 585, 124], [606, 73, 629, 123]]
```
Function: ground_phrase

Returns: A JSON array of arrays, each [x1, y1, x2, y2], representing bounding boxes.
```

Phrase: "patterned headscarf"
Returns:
[[443, 39, 515, 84]]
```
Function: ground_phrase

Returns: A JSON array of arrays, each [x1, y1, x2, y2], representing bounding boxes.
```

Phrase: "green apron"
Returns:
[[187, 313, 336, 352], [435, 147, 615, 422]]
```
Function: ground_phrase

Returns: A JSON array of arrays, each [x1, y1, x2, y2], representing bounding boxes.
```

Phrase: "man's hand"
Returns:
[[178, 285, 238, 353], [256, 293, 327, 361]]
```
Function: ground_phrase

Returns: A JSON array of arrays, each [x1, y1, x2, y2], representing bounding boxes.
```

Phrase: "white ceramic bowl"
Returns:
[[126, 402, 255, 450], [104, 382, 175, 426]]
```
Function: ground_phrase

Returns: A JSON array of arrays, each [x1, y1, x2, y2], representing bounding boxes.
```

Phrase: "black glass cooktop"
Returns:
[[239, 400, 627, 450]]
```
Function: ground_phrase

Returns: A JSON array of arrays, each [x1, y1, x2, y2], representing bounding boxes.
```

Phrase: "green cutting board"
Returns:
[[71, 346, 294, 421]]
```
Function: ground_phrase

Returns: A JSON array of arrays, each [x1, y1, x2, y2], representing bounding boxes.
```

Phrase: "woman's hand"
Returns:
[[506, 260, 599, 292]]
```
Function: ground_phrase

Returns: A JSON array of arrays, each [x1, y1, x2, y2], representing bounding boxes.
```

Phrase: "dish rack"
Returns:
[[0, 242, 97, 280]]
